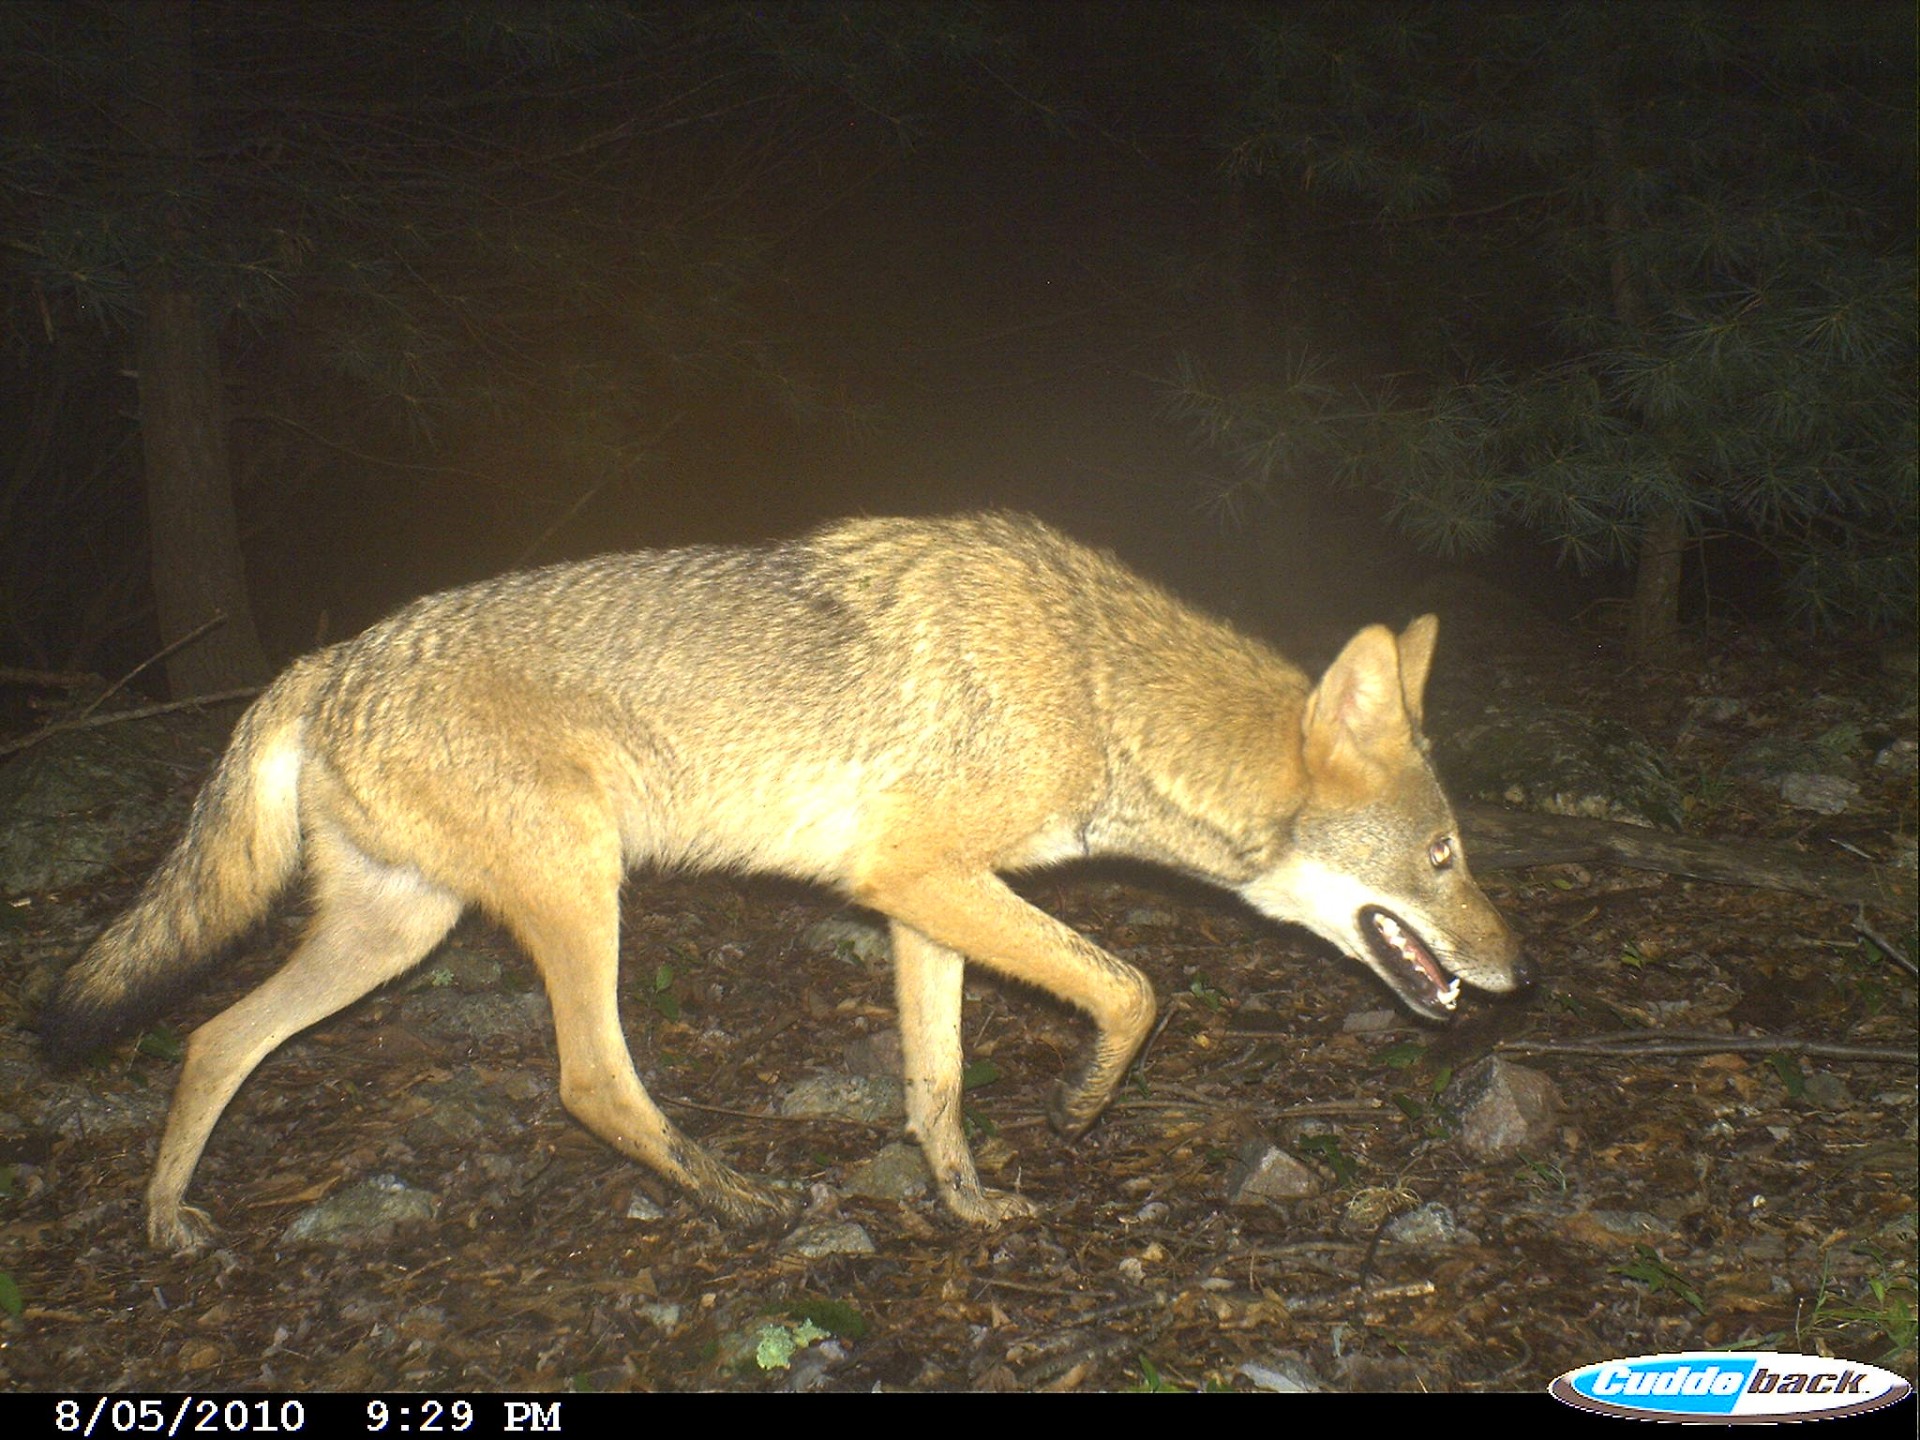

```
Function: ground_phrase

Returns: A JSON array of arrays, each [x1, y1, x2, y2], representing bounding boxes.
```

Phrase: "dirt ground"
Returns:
[[2, 621, 1914, 1395]]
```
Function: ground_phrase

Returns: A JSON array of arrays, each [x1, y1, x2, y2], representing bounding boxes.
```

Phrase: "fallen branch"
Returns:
[[0, 666, 102, 690], [1460, 801, 1915, 914], [1500, 1029, 1915, 1065], [0, 615, 251, 761], [0, 688, 259, 760], [1853, 915, 1917, 977], [76, 613, 227, 723]]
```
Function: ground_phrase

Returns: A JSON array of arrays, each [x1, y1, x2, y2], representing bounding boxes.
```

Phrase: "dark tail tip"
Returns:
[[36, 985, 153, 1071], [37, 1004, 105, 1072]]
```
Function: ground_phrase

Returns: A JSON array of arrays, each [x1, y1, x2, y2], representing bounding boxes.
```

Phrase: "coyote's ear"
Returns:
[[1302, 623, 1415, 785], [1397, 614, 1438, 735]]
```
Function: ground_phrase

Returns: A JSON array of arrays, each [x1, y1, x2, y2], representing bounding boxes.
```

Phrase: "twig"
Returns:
[[0, 666, 101, 690], [77, 613, 228, 723], [0, 614, 245, 761], [1499, 1033, 1915, 1064], [508, 475, 614, 572], [1853, 912, 1917, 977], [0, 688, 260, 760], [508, 414, 684, 571]]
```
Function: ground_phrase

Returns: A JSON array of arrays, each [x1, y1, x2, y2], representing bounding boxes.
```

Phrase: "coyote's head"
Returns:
[[1241, 616, 1527, 1021]]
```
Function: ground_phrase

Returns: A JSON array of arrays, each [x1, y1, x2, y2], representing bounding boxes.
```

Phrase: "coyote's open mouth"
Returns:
[[1359, 906, 1461, 1018]]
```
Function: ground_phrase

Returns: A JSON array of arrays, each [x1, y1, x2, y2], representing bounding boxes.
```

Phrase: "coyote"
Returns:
[[42, 512, 1525, 1251]]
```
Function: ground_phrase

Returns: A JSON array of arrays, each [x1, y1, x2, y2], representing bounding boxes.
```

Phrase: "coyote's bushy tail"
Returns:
[[38, 651, 335, 1064]]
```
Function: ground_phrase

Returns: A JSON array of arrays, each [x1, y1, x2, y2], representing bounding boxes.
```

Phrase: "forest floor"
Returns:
[[2, 615, 1914, 1396]]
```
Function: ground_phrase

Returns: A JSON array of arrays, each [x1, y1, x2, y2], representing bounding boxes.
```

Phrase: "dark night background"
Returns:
[[1, 1, 1912, 695]]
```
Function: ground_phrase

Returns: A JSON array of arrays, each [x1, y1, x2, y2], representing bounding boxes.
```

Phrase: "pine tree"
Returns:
[[1178, 3, 1915, 655], [1, 1, 1005, 686]]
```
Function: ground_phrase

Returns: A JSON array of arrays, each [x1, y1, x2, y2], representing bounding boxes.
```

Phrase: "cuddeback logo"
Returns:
[[1551, 1350, 1912, 1422]]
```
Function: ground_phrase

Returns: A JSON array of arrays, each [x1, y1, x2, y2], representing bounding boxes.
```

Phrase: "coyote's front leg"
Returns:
[[872, 867, 1158, 1219], [891, 922, 1040, 1224]]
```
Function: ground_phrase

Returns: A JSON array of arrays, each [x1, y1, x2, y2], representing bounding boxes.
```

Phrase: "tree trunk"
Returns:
[[138, 287, 267, 694], [1593, 96, 1686, 662], [121, 0, 268, 696], [1627, 505, 1687, 661]]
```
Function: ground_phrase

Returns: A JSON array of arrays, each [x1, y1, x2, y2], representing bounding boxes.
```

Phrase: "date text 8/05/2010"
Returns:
[[46, 1397, 565, 1437]]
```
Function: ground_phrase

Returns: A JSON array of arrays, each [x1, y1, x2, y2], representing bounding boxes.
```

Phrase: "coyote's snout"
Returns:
[[41, 512, 1525, 1251]]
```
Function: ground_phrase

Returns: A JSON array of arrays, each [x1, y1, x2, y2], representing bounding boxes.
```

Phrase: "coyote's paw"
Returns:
[[940, 1181, 1040, 1226], [1045, 1076, 1115, 1141], [149, 1203, 218, 1256], [703, 1173, 803, 1231]]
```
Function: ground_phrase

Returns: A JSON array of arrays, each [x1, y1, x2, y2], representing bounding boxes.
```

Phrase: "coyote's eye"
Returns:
[[1428, 836, 1454, 870]]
